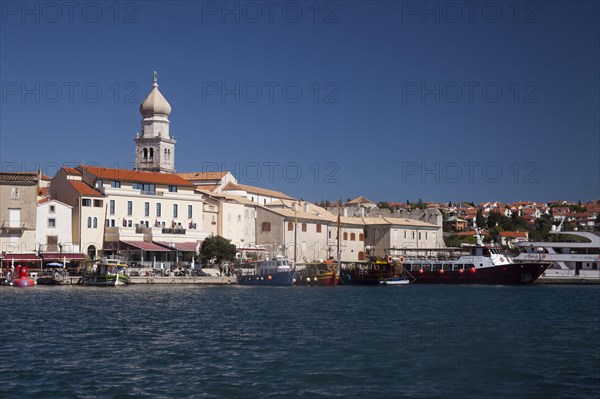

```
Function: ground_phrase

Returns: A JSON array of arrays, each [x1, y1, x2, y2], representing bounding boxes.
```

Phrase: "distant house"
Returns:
[[345, 196, 377, 209], [444, 217, 468, 231], [498, 231, 529, 248]]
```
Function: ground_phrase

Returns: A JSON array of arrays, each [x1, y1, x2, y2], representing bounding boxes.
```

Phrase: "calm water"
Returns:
[[1, 284, 599, 399]]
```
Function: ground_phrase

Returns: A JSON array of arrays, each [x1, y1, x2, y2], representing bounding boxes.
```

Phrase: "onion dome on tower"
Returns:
[[134, 71, 176, 173]]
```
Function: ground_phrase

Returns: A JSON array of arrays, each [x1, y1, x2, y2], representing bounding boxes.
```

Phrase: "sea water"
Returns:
[[1, 284, 599, 398]]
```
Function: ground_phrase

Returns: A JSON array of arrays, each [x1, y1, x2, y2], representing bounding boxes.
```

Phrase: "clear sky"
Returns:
[[1, 0, 598, 204]]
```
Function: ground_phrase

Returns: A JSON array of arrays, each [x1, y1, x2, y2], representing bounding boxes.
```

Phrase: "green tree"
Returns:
[[476, 210, 486, 228], [201, 236, 237, 265]]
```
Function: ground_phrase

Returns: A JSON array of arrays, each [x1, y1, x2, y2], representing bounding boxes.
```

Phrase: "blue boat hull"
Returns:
[[238, 271, 296, 286]]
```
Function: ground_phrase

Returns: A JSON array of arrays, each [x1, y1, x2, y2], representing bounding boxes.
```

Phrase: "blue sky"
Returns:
[[1, 0, 598, 204]]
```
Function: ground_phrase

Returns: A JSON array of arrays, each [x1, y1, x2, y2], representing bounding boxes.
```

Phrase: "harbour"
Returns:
[[1, 284, 598, 398]]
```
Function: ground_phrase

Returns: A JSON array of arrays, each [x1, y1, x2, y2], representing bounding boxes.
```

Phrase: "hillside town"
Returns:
[[1, 78, 599, 273]]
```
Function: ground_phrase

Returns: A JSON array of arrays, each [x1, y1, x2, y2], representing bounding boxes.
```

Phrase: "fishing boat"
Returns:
[[399, 230, 549, 284], [295, 261, 338, 286], [36, 269, 71, 285], [79, 258, 130, 286], [238, 256, 296, 286]]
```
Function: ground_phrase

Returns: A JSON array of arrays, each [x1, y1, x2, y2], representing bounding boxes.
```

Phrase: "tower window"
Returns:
[[149, 148, 154, 159], [143, 148, 148, 160]]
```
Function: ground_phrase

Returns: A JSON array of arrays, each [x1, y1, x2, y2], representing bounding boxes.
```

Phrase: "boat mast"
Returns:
[[337, 198, 341, 275]]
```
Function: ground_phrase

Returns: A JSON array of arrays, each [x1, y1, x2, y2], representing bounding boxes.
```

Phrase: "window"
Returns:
[[111, 181, 121, 188], [93, 217, 98, 228], [329, 231, 332, 239], [156, 203, 162, 217], [169, 185, 177, 193], [288, 222, 293, 231], [10, 187, 19, 199], [350, 233, 356, 241], [109, 200, 115, 215], [145, 202, 150, 217], [49, 205, 55, 213], [237, 215, 241, 223], [263, 199, 267, 205], [316, 224, 322, 233], [343, 232, 348, 240], [302, 223, 307, 232], [127, 201, 133, 216], [93, 199, 103, 207], [97, 179, 103, 188], [419, 232, 422, 240], [48, 218, 56, 228], [87, 217, 92, 228], [261, 222, 271, 232], [412, 231, 415, 239], [82, 199, 91, 207], [188, 205, 193, 219], [359, 233, 364, 241], [106, 219, 110, 227], [134, 183, 156, 194], [127, 220, 132, 227], [173, 204, 178, 218]]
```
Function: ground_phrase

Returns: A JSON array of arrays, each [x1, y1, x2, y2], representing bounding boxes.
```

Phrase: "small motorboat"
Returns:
[[380, 277, 411, 285]]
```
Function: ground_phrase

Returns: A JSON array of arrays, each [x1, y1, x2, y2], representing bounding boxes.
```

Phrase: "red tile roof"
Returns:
[[69, 181, 104, 197], [81, 166, 194, 187], [499, 231, 528, 238], [63, 167, 82, 176]]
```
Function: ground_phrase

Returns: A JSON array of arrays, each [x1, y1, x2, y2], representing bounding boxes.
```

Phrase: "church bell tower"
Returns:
[[134, 71, 176, 173]]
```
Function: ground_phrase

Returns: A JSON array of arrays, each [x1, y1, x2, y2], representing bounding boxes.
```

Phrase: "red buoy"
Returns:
[[458, 268, 464, 274], [470, 267, 476, 274], [439, 269, 445, 274], [12, 265, 36, 288], [418, 269, 424, 274], [267, 275, 272, 280]]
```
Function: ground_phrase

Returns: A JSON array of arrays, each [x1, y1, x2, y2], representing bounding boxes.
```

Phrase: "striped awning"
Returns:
[[1, 253, 42, 263], [120, 241, 170, 251]]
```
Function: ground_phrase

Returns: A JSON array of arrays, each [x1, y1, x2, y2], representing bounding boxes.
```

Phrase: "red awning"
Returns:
[[120, 240, 170, 251], [154, 241, 201, 252], [40, 253, 86, 262], [1, 253, 42, 263]]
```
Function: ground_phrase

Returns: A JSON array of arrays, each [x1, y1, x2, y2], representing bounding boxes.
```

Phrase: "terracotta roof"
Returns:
[[63, 167, 82, 176], [37, 197, 51, 204], [346, 196, 375, 205], [194, 184, 219, 192], [69, 181, 104, 197], [0, 172, 38, 182], [80, 166, 194, 187], [37, 187, 47, 196], [499, 231, 528, 238], [178, 171, 228, 181], [222, 182, 294, 200]]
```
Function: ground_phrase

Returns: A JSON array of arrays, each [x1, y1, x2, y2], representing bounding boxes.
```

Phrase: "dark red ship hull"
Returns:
[[409, 263, 549, 284]]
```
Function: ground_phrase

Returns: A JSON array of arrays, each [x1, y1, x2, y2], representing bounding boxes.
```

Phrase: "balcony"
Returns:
[[162, 227, 186, 235], [1, 221, 26, 233]]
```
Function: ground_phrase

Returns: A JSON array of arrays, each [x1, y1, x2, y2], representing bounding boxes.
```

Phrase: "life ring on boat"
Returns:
[[499, 257, 505, 262], [328, 263, 336, 272], [398, 256, 404, 263], [374, 265, 380, 271]]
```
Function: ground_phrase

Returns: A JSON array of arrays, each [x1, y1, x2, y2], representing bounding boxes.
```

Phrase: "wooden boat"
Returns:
[[295, 261, 338, 286], [339, 259, 404, 285]]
